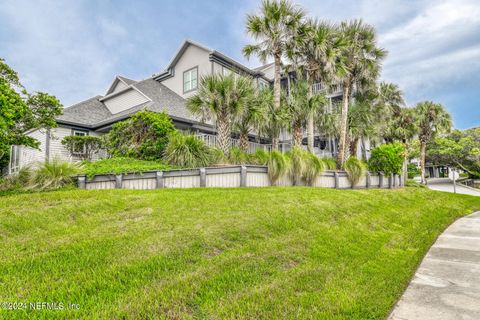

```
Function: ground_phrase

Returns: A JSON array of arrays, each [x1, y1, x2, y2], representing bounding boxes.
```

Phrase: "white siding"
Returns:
[[161, 44, 212, 99], [110, 80, 128, 94], [48, 127, 103, 162], [103, 89, 150, 114]]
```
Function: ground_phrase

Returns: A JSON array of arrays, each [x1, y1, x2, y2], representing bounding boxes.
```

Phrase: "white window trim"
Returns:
[[71, 130, 88, 156], [183, 66, 198, 94]]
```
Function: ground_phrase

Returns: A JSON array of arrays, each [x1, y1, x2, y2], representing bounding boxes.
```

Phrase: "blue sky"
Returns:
[[1, 0, 479, 129]]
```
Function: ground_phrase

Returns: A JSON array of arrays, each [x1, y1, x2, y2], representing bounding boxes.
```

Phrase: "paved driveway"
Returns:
[[389, 212, 480, 319], [427, 179, 480, 197]]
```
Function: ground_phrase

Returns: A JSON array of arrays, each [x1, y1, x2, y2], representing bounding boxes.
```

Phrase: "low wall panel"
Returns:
[[370, 175, 380, 187], [165, 175, 200, 188], [246, 172, 270, 187], [207, 173, 240, 188], [123, 178, 156, 190]]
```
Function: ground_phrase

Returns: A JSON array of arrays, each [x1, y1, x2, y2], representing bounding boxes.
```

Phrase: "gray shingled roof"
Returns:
[[57, 96, 112, 126], [56, 78, 205, 129]]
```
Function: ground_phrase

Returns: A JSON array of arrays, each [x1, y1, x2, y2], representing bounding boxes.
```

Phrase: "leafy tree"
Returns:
[[336, 20, 386, 168], [427, 128, 480, 178], [244, 0, 305, 150], [368, 142, 405, 175], [0, 58, 62, 170], [103, 110, 176, 160], [61, 136, 103, 161], [414, 101, 452, 184], [187, 74, 254, 155]]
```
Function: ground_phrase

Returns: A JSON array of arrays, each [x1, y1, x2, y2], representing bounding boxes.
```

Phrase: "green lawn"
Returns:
[[0, 187, 478, 319]]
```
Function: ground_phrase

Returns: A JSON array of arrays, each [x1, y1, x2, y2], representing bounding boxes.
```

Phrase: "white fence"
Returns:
[[78, 166, 403, 190]]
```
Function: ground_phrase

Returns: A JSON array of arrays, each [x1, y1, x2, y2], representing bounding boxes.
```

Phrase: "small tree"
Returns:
[[61, 136, 103, 161], [103, 110, 176, 160], [368, 142, 405, 176]]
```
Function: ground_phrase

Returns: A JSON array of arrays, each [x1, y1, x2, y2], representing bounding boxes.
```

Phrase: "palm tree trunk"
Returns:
[[307, 114, 315, 153], [361, 137, 367, 161], [271, 136, 279, 152], [239, 132, 249, 153], [337, 79, 351, 168], [216, 112, 231, 155], [349, 137, 359, 158], [420, 141, 427, 184], [272, 53, 282, 151], [292, 123, 303, 147], [307, 72, 315, 153]]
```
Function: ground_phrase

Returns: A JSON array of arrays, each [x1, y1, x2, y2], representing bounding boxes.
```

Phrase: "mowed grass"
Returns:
[[0, 187, 478, 319]]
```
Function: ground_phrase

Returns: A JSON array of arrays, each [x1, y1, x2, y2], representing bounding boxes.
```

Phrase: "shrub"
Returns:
[[26, 159, 82, 190], [228, 147, 249, 165], [303, 152, 325, 186], [368, 142, 405, 175], [103, 110, 176, 160], [286, 147, 306, 186], [82, 157, 172, 178], [209, 147, 227, 166], [249, 149, 269, 165], [322, 157, 337, 170], [163, 133, 211, 168], [0, 167, 32, 191], [345, 157, 366, 187], [61, 135, 103, 160], [407, 163, 421, 179], [267, 150, 289, 186], [406, 179, 426, 188]]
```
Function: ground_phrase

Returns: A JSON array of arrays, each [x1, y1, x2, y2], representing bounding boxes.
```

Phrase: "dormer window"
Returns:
[[183, 67, 198, 93]]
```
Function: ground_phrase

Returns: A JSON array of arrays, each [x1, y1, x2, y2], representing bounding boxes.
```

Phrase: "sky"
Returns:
[[0, 0, 479, 129]]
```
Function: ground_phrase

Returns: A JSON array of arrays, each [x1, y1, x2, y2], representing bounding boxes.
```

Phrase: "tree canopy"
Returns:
[[0, 58, 63, 170]]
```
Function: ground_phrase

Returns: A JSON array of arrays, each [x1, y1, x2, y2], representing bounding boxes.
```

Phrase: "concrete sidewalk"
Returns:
[[389, 211, 480, 320]]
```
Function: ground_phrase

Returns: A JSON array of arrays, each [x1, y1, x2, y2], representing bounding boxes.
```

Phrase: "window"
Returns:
[[72, 130, 87, 155], [183, 67, 198, 93], [258, 79, 269, 90]]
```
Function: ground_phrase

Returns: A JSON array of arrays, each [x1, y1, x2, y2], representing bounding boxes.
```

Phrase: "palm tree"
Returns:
[[235, 96, 265, 152], [414, 101, 452, 184], [376, 82, 405, 142], [285, 78, 325, 147], [256, 87, 289, 150], [336, 19, 386, 168], [187, 74, 254, 155], [243, 0, 305, 149], [292, 20, 340, 153]]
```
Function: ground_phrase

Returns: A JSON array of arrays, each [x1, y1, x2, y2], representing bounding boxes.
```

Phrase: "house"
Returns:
[[8, 39, 359, 173]]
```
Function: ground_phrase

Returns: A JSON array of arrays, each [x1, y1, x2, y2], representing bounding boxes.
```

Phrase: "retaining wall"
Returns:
[[78, 166, 404, 190]]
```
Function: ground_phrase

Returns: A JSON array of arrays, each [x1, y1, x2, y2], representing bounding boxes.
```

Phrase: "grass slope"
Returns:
[[0, 187, 478, 319]]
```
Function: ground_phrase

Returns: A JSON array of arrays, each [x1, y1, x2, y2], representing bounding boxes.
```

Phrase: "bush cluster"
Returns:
[[368, 142, 405, 175], [103, 110, 176, 160]]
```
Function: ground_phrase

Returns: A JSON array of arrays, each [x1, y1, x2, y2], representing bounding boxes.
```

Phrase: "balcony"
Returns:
[[311, 81, 343, 97], [195, 133, 336, 158]]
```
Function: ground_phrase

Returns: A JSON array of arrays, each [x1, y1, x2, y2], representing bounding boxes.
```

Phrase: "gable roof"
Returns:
[[105, 75, 137, 95], [153, 39, 269, 81], [56, 78, 206, 130]]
